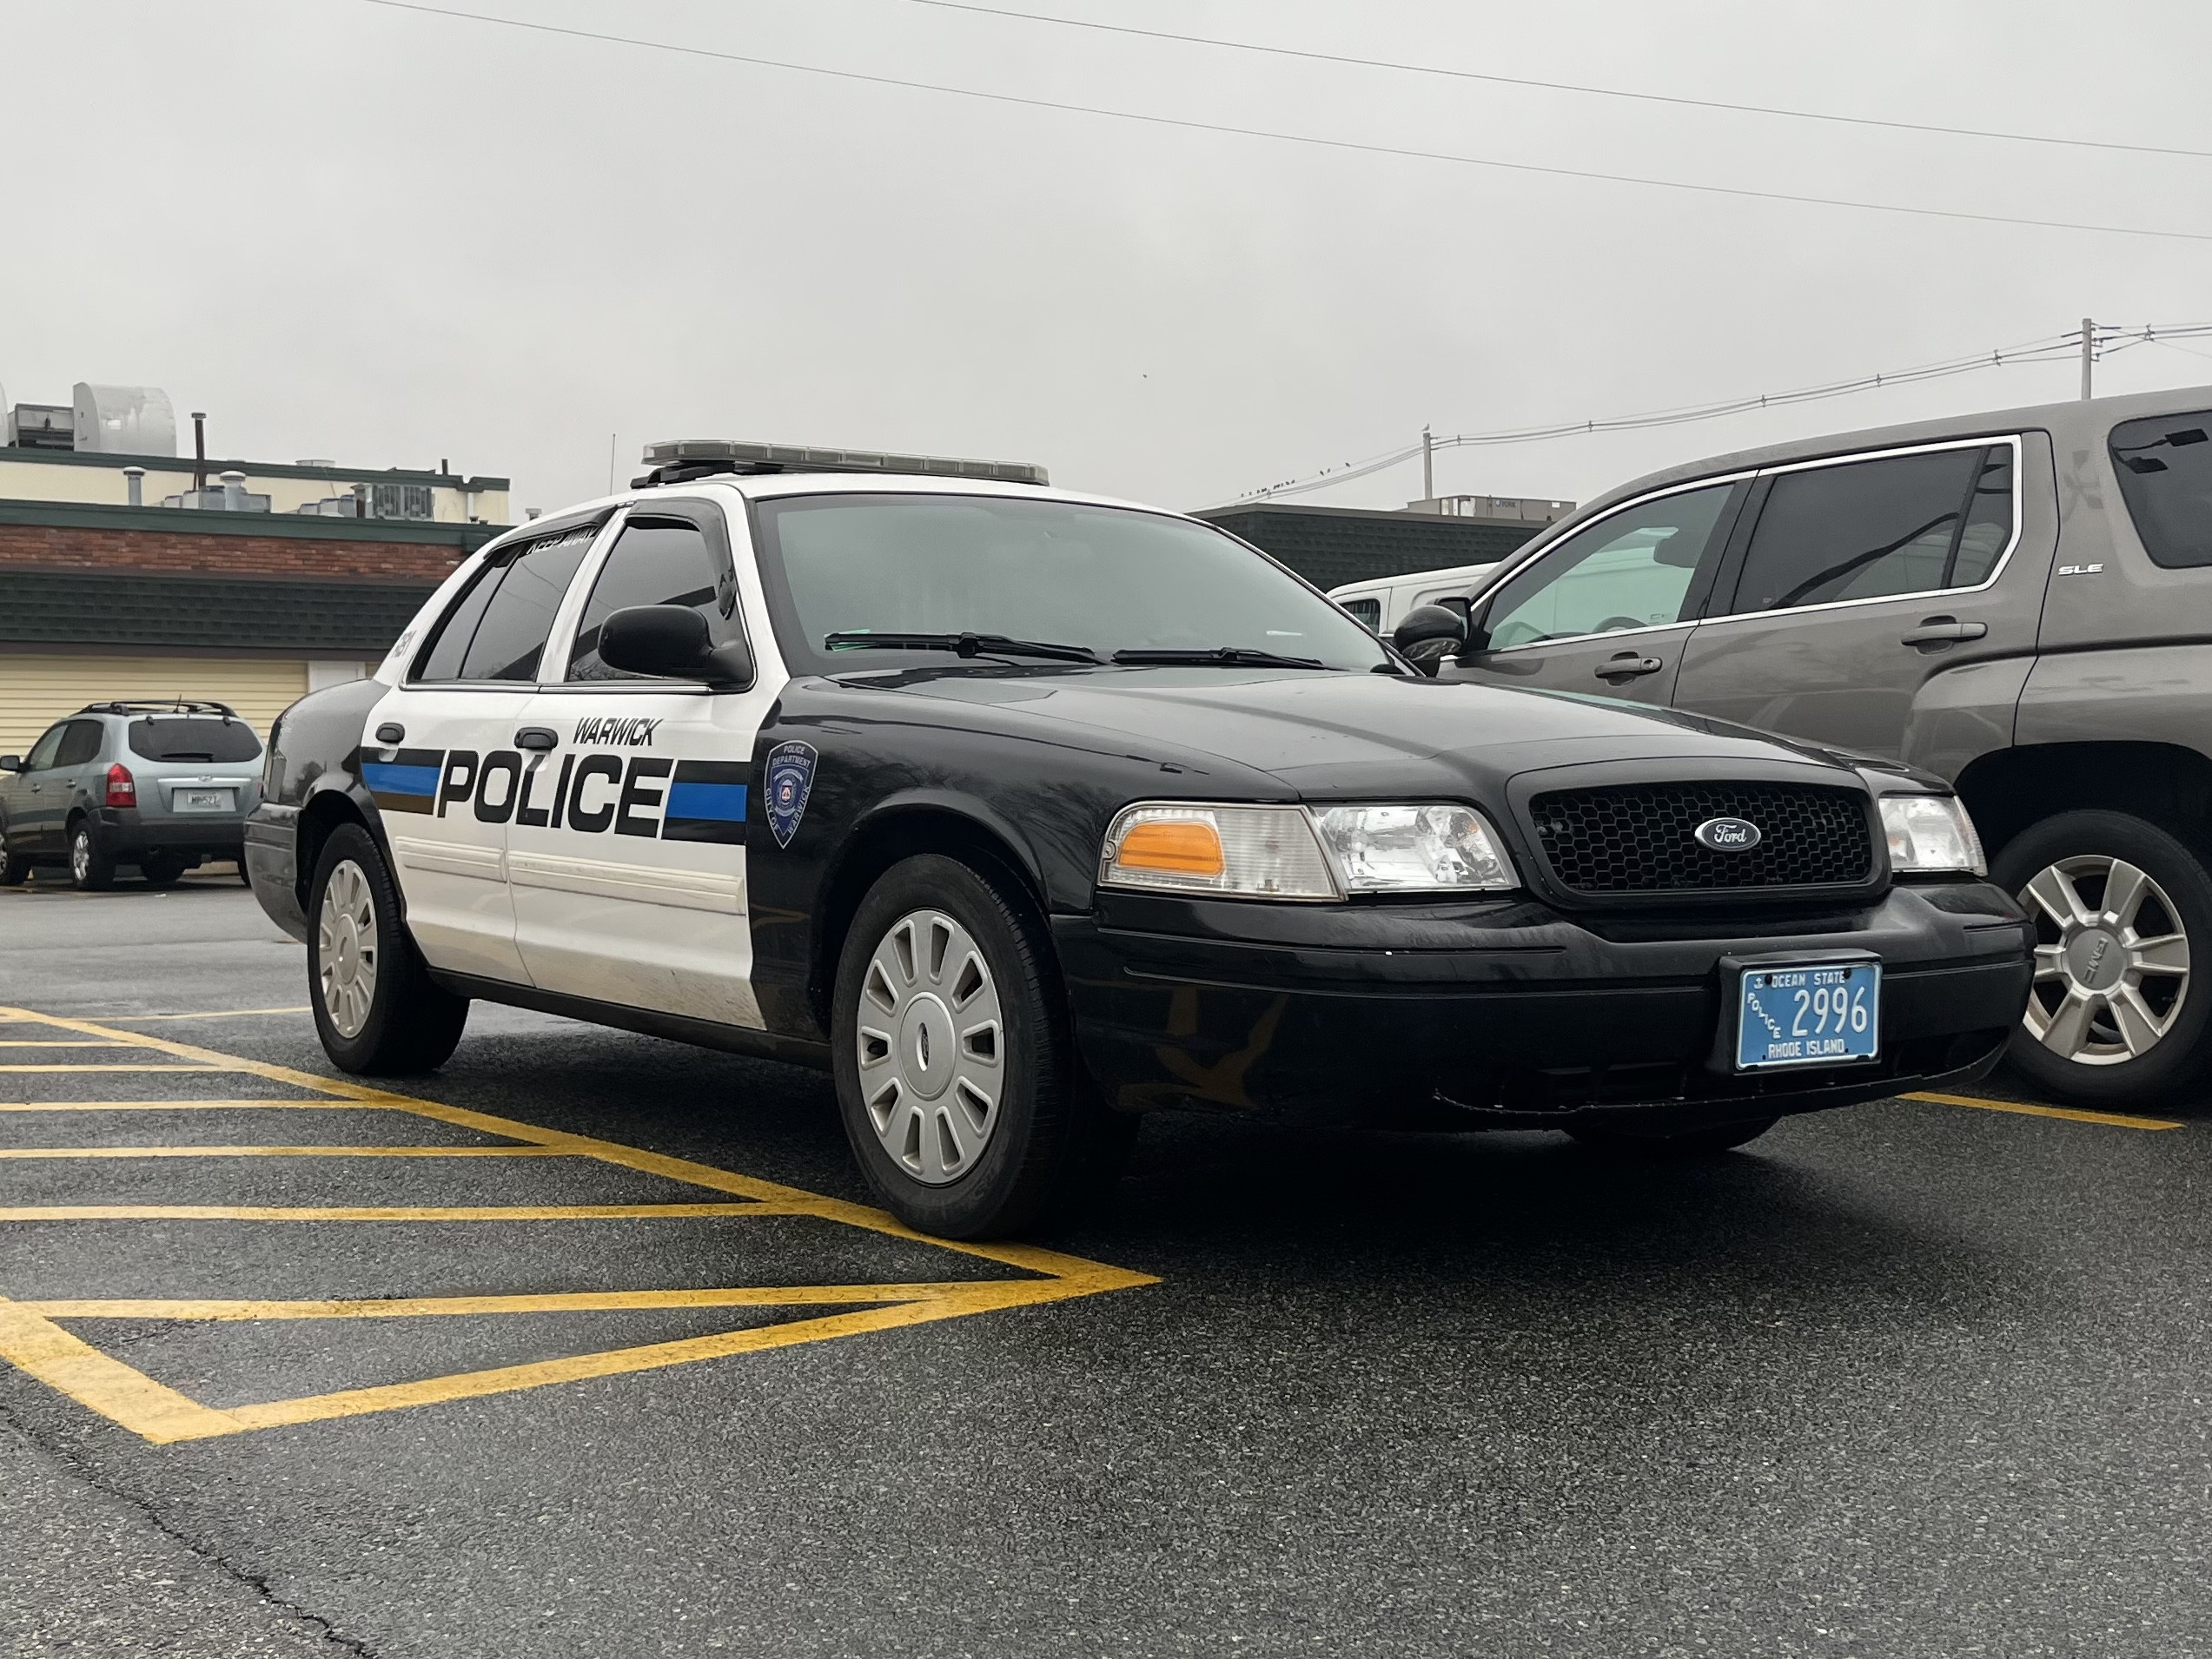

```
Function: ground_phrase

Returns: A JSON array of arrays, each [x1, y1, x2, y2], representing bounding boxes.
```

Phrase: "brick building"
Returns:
[[0, 488, 502, 755], [1191, 499, 1566, 591]]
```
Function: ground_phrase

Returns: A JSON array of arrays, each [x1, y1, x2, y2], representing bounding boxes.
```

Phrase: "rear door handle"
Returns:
[[1900, 617, 1988, 647], [1595, 653, 1665, 681], [514, 727, 559, 751]]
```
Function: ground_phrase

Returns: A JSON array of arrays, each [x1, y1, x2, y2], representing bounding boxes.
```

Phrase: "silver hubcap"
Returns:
[[2021, 855, 2191, 1066], [856, 908, 1004, 1185], [317, 859, 380, 1040], [71, 832, 89, 882]]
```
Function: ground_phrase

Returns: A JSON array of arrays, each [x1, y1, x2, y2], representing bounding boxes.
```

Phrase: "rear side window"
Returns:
[[1731, 444, 2013, 614], [413, 525, 598, 683], [2110, 410, 2212, 569], [129, 717, 262, 763], [566, 518, 736, 682], [54, 720, 104, 768], [1338, 596, 1382, 632]]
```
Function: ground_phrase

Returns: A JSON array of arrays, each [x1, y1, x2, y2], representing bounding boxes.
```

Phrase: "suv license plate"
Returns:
[[175, 789, 234, 813], [1736, 962, 1880, 1071]]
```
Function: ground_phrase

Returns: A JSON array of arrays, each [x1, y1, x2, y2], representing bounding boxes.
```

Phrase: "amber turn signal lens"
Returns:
[[1114, 818, 1225, 876]]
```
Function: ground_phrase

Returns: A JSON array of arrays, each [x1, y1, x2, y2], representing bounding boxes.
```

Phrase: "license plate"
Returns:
[[174, 788, 235, 813], [1736, 962, 1880, 1071]]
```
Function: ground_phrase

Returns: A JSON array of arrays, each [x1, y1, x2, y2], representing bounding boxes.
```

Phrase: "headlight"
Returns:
[[1879, 794, 1986, 876], [1100, 804, 1337, 899], [1100, 801, 1519, 899], [1309, 803, 1518, 893]]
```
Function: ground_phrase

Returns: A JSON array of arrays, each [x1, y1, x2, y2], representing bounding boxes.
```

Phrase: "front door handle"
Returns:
[[374, 723, 406, 745], [514, 727, 559, 751], [1595, 652, 1665, 681], [1901, 617, 1988, 647]]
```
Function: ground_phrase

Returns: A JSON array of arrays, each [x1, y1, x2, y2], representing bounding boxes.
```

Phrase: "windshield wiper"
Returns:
[[823, 631, 1101, 664], [1111, 645, 1332, 670]]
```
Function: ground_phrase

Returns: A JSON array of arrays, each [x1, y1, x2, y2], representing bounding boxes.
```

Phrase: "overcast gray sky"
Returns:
[[6, 0, 2209, 517]]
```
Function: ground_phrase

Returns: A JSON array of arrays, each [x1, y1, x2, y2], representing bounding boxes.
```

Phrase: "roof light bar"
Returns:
[[636, 439, 1048, 489]]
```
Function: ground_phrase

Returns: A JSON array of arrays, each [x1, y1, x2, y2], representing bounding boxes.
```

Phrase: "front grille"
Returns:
[[1527, 781, 1873, 895]]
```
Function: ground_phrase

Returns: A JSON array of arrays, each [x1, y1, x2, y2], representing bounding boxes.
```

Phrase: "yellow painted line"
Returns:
[[0, 1299, 242, 1443], [0, 1040, 130, 1048], [1902, 1091, 2185, 1131], [0, 1145, 569, 1160], [28, 1283, 1003, 1319], [0, 1064, 229, 1074], [43, 1012, 300, 1028], [0, 1004, 1161, 1443], [0, 1100, 393, 1112], [0, 1202, 796, 1222]]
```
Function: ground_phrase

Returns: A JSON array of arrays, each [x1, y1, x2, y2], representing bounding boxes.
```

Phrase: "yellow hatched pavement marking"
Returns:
[[0, 1003, 1157, 1443], [1901, 1090, 2185, 1131], [0, 1100, 394, 1112], [0, 1040, 132, 1048], [0, 1146, 576, 1160], [0, 1064, 233, 1074]]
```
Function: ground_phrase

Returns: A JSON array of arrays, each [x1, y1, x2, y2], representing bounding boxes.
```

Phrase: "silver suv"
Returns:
[[0, 702, 264, 889], [1398, 384, 2212, 1108]]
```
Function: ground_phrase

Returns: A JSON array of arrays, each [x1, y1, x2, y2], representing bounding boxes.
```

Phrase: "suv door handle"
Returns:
[[1901, 617, 1988, 647], [514, 727, 559, 751], [1595, 652, 1665, 681]]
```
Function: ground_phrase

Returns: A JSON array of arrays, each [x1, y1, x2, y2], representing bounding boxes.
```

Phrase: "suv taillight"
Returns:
[[104, 763, 136, 808]]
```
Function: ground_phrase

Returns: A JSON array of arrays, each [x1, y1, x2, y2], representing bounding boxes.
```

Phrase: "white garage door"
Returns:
[[0, 655, 311, 757]]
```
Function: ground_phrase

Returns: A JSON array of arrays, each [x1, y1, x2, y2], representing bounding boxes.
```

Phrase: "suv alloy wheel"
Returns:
[[69, 820, 115, 891], [1993, 810, 2212, 1106], [831, 854, 1135, 1239]]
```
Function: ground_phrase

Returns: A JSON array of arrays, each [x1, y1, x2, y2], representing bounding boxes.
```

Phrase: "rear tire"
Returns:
[[308, 822, 469, 1074], [1570, 1115, 1779, 1158], [68, 821, 115, 891], [1992, 810, 2212, 1107], [831, 853, 1134, 1239], [140, 856, 186, 887]]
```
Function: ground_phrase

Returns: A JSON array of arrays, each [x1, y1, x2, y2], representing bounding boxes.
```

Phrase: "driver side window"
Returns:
[[1481, 482, 1740, 651], [22, 724, 67, 772]]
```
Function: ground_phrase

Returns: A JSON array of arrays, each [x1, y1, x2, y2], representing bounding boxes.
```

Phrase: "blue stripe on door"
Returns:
[[665, 781, 748, 823], [361, 762, 440, 797]]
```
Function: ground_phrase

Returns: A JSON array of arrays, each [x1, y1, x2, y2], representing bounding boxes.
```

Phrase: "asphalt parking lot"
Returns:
[[4, 871, 2210, 1658]]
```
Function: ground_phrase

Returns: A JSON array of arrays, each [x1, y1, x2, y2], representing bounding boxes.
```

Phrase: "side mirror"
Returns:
[[598, 605, 755, 689], [1392, 604, 1468, 677], [0, 756, 17, 773]]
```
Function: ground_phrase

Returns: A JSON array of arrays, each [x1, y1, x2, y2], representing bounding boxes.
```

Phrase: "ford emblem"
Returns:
[[1693, 816, 1763, 851]]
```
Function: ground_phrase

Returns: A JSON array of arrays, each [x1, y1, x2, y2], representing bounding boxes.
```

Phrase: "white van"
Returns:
[[1326, 561, 1506, 636]]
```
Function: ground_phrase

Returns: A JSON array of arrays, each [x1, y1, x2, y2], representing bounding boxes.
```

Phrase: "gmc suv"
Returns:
[[1394, 384, 2212, 1108]]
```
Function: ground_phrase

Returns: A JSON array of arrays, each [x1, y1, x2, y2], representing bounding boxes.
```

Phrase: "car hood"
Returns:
[[861, 666, 1864, 797]]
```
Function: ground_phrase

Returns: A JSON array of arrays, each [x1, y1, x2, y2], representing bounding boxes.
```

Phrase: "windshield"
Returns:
[[751, 493, 1393, 674]]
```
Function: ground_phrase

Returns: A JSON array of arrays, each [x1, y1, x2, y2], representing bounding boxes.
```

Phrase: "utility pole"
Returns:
[[1421, 425, 1434, 503], [2081, 317, 2095, 401]]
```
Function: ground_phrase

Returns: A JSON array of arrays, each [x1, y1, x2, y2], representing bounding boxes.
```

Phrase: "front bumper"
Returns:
[[1054, 882, 2033, 1132]]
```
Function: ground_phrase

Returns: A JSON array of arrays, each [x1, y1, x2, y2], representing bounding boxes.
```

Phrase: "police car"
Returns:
[[244, 440, 2034, 1239]]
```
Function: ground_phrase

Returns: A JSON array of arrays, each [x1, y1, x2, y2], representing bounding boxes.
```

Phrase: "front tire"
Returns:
[[69, 821, 115, 891], [1993, 810, 2212, 1107], [0, 830, 28, 886], [308, 822, 468, 1074], [831, 854, 1133, 1239]]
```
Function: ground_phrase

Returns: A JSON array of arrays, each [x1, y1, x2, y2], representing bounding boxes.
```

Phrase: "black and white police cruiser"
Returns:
[[245, 440, 2034, 1238]]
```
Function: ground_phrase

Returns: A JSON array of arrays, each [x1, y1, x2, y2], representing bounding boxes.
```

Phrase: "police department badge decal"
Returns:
[[765, 740, 818, 848]]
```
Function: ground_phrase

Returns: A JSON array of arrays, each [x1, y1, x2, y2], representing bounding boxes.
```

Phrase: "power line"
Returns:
[[354, 0, 2212, 246], [1235, 321, 2212, 501], [904, 0, 2212, 164]]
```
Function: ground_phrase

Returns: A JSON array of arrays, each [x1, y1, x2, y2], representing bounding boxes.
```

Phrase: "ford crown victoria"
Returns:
[[244, 440, 2035, 1238]]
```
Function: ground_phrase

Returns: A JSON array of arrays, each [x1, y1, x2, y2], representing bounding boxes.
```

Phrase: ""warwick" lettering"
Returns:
[[573, 716, 661, 748]]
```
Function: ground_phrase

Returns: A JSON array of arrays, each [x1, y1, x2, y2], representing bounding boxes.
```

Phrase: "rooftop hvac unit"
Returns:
[[72, 384, 177, 455], [5, 404, 75, 449], [370, 482, 434, 520]]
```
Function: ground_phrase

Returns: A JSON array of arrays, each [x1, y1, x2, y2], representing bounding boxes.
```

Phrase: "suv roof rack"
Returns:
[[632, 439, 1048, 491], [78, 698, 241, 720]]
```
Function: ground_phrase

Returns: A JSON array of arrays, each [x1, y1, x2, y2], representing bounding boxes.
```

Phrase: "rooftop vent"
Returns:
[[5, 404, 75, 449], [637, 438, 1048, 489], [72, 385, 177, 456]]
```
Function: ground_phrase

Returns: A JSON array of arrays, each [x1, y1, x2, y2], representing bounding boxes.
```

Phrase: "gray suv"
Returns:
[[0, 702, 264, 889], [1397, 384, 2212, 1108]]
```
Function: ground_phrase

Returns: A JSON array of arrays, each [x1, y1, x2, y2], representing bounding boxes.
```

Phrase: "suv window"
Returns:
[[1481, 482, 1738, 650], [1339, 596, 1382, 632], [129, 717, 262, 763], [414, 525, 598, 684], [1729, 445, 2011, 614], [54, 720, 104, 768], [567, 518, 735, 682], [22, 724, 67, 772], [2109, 409, 2212, 569]]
